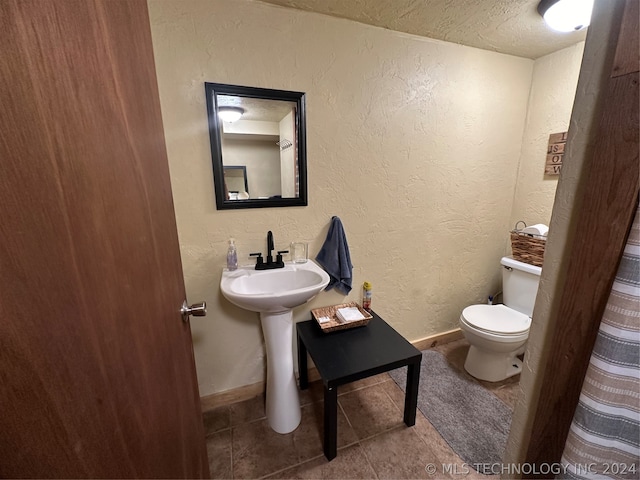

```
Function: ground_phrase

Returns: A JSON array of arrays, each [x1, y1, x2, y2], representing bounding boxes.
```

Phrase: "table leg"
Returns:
[[297, 334, 308, 390], [403, 359, 421, 426], [323, 385, 337, 461]]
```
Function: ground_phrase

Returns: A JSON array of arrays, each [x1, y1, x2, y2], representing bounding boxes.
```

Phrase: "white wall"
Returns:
[[279, 111, 296, 198], [221, 137, 281, 198], [148, 0, 540, 397], [510, 42, 585, 228]]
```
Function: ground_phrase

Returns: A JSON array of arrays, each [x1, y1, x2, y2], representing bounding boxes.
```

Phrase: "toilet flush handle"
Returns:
[[181, 300, 207, 322], [503, 265, 513, 271]]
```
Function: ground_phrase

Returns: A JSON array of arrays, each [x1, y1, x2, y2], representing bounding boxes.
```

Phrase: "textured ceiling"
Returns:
[[257, 0, 587, 59], [217, 95, 295, 122]]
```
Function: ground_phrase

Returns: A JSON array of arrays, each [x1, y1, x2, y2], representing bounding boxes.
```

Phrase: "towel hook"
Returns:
[[276, 139, 293, 151]]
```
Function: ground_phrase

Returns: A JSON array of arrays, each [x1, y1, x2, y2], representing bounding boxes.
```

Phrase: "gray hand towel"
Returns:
[[315, 216, 353, 295]]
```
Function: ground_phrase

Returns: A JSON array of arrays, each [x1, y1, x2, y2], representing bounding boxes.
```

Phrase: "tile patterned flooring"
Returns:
[[202, 339, 520, 479]]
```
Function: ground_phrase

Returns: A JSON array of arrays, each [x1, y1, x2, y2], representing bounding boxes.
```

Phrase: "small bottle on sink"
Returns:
[[227, 238, 238, 271]]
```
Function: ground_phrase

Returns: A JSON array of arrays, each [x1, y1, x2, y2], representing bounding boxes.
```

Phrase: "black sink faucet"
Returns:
[[249, 231, 289, 270], [267, 230, 274, 264]]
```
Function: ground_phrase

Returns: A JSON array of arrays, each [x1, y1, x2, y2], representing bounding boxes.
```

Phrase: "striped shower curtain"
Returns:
[[560, 204, 640, 479]]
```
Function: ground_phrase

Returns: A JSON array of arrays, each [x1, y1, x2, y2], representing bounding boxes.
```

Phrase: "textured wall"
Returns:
[[221, 139, 281, 197], [147, 0, 535, 396], [510, 42, 586, 229]]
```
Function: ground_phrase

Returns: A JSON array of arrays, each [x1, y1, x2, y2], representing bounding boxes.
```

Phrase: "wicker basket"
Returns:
[[510, 221, 546, 267], [311, 302, 372, 333]]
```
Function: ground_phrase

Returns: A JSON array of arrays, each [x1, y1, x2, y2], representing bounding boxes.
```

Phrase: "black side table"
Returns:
[[296, 311, 422, 461]]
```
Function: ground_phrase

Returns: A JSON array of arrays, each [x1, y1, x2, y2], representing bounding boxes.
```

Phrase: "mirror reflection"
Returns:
[[223, 166, 249, 200], [205, 83, 307, 209]]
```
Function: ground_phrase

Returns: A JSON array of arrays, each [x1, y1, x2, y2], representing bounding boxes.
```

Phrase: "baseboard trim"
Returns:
[[412, 327, 464, 351], [200, 327, 463, 411], [200, 380, 265, 412]]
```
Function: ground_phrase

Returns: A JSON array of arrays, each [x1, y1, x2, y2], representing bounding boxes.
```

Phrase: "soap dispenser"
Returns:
[[227, 238, 238, 271]]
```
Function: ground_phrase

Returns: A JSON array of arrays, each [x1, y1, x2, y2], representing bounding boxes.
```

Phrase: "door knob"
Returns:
[[181, 300, 207, 322]]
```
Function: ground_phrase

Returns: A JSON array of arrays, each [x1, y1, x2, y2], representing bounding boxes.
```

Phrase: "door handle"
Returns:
[[181, 300, 207, 322]]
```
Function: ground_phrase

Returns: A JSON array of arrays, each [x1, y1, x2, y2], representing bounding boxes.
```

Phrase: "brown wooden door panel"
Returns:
[[0, 1, 208, 477]]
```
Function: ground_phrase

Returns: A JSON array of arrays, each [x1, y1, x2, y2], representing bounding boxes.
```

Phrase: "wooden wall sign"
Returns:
[[545, 131, 567, 175]]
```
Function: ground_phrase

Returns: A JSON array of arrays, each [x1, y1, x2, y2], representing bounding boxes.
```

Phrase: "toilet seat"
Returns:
[[461, 304, 530, 336]]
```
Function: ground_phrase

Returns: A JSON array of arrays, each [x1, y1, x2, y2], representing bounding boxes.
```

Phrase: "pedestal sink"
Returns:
[[220, 260, 330, 433]]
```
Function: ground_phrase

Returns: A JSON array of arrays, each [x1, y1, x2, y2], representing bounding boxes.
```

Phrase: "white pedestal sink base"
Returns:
[[220, 261, 330, 435], [260, 310, 301, 434]]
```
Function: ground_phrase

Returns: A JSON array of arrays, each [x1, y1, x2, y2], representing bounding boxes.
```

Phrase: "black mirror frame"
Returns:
[[204, 82, 308, 210]]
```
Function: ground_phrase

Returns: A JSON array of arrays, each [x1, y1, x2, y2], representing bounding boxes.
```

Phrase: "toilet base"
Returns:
[[464, 345, 522, 382]]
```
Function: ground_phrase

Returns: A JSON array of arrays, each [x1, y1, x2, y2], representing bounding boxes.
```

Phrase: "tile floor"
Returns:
[[202, 339, 520, 479]]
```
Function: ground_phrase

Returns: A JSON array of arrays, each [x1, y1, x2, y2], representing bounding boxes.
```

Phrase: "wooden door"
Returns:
[[0, 0, 209, 477]]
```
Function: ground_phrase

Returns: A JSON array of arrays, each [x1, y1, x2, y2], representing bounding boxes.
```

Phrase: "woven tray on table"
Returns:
[[510, 221, 546, 267], [311, 302, 373, 333]]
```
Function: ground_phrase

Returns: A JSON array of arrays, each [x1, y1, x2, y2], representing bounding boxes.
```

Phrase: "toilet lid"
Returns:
[[461, 304, 531, 335]]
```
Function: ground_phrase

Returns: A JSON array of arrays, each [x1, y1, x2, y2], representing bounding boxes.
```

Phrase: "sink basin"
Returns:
[[220, 260, 330, 313], [220, 260, 330, 434]]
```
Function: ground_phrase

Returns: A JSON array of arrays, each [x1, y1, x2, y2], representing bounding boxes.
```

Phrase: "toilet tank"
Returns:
[[501, 256, 542, 317]]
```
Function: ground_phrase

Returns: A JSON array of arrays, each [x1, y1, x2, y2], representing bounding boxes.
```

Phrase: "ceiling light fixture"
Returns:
[[218, 106, 245, 123], [538, 0, 594, 32]]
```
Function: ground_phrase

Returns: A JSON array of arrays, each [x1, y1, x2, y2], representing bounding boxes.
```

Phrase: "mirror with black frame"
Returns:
[[205, 83, 307, 209]]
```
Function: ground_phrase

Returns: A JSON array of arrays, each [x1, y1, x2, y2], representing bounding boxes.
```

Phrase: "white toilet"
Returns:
[[459, 256, 542, 382]]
